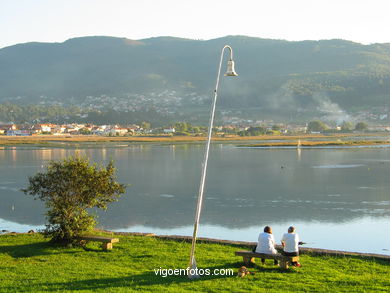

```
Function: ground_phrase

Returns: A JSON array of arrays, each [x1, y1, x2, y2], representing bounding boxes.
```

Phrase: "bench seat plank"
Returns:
[[77, 236, 119, 250], [235, 250, 299, 269], [78, 236, 119, 243]]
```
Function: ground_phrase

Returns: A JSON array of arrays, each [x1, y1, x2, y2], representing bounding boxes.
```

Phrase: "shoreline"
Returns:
[[240, 140, 390, 148], [3, 230, 389, 260], [116, 232, 390, 261], [0, 133, 389, 146]]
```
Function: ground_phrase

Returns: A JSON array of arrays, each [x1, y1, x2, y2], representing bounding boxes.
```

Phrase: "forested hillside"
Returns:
[[1, 35, 390, 123]]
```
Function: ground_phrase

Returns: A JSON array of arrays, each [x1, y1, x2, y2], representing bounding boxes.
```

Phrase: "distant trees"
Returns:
[[78, 128, 91, 135], [355, 122, 368, 131], [221, 127, 238, 135], [0, 103, 170, 126], [174, 122, 189, 132], [307, 120, 370, 133], [141, 122, 151, 130], [238, 126, 267, 136], [338, 121, 369, 132], [22, 156, 126, 244], [173, 122, 204, 135], [0, 103, 81, 124], [307, 120, 328, 132], [341, 121, 354, 132]]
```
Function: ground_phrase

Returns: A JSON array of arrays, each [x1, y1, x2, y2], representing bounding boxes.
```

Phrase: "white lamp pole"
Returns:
[[188, 45, 238, 279]]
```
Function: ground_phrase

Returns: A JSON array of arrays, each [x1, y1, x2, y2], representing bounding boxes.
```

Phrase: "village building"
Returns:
[[0, 124, 17, 135], [31, 123, 58, 134], [163, 127, 175, 134]]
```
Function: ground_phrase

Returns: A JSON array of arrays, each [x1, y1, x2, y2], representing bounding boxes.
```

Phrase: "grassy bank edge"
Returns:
[[240, 140, 390, 147], [0, 133, 388, 145], [1, 232, 389, 292]]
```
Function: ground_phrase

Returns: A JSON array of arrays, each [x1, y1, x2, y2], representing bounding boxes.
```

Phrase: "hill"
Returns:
[[1, 35, 390, 123]]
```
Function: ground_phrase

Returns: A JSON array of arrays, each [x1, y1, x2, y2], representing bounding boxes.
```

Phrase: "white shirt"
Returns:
[[255, 232, 278, 254], [281, 232, 299, 253]]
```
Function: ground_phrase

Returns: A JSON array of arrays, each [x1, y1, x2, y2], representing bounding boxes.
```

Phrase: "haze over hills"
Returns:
[[1, 35, 390, 124]]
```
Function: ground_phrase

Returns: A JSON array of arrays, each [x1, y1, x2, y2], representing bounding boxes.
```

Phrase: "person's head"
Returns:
[[288, 226, 295, 233], [264, 226, 272, 234]]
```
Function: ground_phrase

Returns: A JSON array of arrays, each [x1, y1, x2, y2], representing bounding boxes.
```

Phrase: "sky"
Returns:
[[1, 0, 390, 49]]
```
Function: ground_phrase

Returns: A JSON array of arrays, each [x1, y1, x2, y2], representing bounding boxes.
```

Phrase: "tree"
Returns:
[[192, 126, 201, 134], [340, 121, 354, 131], [22, 156, 126, 243], [355, 122, 368, 131], [174, 122, 189, 132], [238, 126, 266, 136], [307, 120, 328, 132], [141, 121, 151, 130], [78, 128, 91, 135]]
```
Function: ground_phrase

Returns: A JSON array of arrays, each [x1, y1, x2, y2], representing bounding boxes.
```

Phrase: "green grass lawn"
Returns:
[[0, 233, 389, 292]]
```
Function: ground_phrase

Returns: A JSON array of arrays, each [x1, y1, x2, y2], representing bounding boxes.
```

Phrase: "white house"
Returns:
[[163, 128, 175, 134]]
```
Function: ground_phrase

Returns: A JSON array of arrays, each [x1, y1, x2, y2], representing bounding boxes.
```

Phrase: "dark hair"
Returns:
[[264, 226, 272, 234], [288, 226, 295, 233]]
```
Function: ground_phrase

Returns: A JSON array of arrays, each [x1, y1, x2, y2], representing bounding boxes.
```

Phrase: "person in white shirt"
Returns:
[[255, 226, 279, 265], [281, 226, 302, 267]]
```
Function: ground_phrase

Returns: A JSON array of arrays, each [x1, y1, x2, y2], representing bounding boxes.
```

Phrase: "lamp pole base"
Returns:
[[188, 259, 200, 279]]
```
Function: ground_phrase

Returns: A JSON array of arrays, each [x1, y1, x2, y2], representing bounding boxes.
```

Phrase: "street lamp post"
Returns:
[[188, 45, 238, 279]]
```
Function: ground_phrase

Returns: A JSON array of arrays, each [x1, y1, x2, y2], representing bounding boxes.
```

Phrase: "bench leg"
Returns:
[[103, 243, 113, 250], [243, 257, 255, 265], [280, 260, 289, 269]]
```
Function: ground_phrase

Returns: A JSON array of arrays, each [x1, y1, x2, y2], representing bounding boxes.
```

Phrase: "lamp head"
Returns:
[[225, 60, 238, 76]]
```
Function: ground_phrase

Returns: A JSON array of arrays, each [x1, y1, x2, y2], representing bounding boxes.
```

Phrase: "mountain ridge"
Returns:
[[1, 35, 390, 122]]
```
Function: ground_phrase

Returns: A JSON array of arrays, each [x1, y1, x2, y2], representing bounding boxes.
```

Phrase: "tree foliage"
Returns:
[[355, 122, 368, 131], [307, 120, 328, 132], [3, 36, 390, 112], [0, 103, 81, 124], [22, 156, 126, 243], [341, 121, 354, 131], [0, 103, 171, 126], [238, 126, 267, 136], [173, 122, 205, 134]]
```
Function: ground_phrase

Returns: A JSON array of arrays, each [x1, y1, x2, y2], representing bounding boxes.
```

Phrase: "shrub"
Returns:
[[22, 156, 126, 244]]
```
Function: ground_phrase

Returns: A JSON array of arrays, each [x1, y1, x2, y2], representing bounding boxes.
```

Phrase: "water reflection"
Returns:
[[119, 217, 390, 254], [0, 144, 389, 253]]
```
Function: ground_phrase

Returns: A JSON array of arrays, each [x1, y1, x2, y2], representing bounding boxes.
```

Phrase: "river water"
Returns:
[[0, 142, 389, 255]]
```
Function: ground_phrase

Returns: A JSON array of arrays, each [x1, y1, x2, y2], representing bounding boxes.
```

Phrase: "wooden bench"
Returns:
[[235, 251, 299, 269], [78, 236, 119, 250]]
